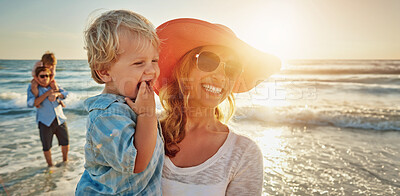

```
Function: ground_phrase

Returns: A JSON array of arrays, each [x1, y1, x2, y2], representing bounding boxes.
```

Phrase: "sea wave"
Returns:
[[0, 92, 87, 110], [281, 68, 400, 75], [235, 105, 400, 131], [276, 75, 400, 85], [309, 81, 400, 93], [283, 60, 400, 75], [61, 85, 103, 92], [286, 59, 400, 66], [0, 92, 27, 109]]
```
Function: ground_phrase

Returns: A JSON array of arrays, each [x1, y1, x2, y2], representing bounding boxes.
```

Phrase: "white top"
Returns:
[[162, 129, 263, 196]]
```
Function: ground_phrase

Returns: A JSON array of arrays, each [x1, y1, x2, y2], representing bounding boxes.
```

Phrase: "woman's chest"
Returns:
[[171, 133, 228, 167]]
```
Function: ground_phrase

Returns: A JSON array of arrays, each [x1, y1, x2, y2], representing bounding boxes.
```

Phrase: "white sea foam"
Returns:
[[0, 92, 27, 108], [0, 91, 87, 110], [235, 105, 400, 131], [62, 92, 85, 109]]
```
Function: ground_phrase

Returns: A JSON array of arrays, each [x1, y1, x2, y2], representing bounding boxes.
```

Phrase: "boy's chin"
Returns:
[[124, 93, 138, 100]]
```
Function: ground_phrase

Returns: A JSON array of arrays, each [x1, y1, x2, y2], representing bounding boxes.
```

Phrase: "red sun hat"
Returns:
[[154, 18, 281, 94]]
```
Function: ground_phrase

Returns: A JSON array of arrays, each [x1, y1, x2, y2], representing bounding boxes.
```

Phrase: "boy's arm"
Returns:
[[34, 89, 53, 107], [31, 61, 42, 98], [31, 79, 39, 97], [50, 80, 59, 91], [27, 85, 36, 108], [125, 82, 157, 173], [31, 61, 42, 77], [48, 85, 68, 102], [132, 110, 157, 173], [57, 85, 68, 99], [49, 85, 67, 98]]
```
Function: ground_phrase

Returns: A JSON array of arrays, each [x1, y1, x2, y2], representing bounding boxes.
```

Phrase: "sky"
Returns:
[[0, 0, 399, 60]]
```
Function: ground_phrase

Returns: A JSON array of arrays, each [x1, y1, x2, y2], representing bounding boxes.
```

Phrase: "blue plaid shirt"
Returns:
[[76, 94, 164, 196], [27, 84, 68, 126]]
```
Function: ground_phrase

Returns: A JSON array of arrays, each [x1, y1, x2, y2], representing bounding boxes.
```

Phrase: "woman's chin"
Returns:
[[188, 98, 221, 109]]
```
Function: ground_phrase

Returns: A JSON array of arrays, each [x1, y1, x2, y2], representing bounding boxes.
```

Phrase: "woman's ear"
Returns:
[[95, 70, 112, 83]]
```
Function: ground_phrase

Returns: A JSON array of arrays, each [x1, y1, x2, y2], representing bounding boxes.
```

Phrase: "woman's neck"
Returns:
[[185, 106, 223, 133]]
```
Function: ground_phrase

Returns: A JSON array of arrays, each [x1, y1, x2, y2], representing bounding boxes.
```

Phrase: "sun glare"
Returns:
[[239, 1, 301, 62]]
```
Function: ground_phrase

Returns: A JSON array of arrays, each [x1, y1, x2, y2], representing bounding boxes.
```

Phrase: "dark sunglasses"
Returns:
[[195, 51, 243, 79], [39, 74, 52, 79]]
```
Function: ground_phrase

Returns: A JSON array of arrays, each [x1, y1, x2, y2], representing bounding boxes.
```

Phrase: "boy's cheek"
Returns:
[[155, 66, 161, 79], [121, 81, 139, 98], [149, 68, 160, 88]]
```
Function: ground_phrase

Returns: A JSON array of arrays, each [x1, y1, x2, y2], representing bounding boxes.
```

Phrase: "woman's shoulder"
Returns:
[[229, 129, 259, 147], [228, 129, 262, 157]]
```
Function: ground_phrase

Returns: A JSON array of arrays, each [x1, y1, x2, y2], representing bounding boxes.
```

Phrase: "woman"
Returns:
[[154, 18, 281, 196]]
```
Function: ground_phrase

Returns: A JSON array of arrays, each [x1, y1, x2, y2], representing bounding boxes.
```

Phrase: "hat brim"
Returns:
[[155, 18, 281, 94]]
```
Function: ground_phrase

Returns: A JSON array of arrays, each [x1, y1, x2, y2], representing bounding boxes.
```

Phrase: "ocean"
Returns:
[[0, 59, 399, 195]]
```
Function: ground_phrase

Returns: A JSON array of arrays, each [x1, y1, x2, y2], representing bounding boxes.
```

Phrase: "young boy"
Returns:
[[31, 52, 65, 107], [27, 67, 69, 167], [75, 10, 164, 195]]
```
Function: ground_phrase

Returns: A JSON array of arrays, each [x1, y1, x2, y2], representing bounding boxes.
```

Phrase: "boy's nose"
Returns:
[[144, 63, 157, 75]]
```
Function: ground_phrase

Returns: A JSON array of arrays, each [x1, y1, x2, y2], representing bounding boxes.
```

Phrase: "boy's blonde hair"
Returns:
[[85, 10, 159, 84], [41, 52, 57, 66]]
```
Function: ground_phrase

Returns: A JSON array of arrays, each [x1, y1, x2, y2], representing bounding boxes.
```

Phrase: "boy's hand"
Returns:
[[125, 82, 155, 117], [34, 61, 43, 67], [45, 89, 56, 102], [48, 94, 57, 102]]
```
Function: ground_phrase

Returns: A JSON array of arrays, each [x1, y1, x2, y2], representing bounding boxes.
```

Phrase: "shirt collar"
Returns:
[[84, 93, 126, 112]]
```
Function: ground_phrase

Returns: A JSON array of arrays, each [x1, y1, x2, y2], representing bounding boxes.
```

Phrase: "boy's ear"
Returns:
[[96, 70, 112, 83]]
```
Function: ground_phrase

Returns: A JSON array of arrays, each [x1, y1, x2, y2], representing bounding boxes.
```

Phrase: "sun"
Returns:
[[237, 1, 302, 62]]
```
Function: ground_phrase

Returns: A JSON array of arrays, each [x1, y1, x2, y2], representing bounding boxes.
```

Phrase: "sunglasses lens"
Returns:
[[225, 61, 242, 79], [197, 51, 220, 72], [39, 75, 48, 78]]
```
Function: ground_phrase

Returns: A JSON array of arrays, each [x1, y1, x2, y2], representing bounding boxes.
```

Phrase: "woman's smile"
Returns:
[[201, 83, 223, 95]]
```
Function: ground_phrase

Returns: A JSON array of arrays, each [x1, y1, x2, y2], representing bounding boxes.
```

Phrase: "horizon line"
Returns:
[[1, 58, 400, 61]]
